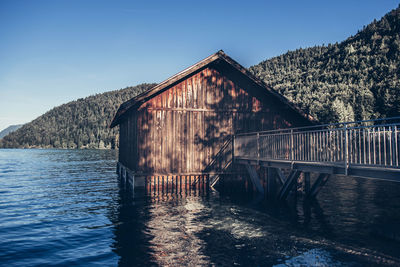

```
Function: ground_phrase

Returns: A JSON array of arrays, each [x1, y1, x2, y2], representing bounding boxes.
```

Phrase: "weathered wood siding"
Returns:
[[119, 66, 305, 174]]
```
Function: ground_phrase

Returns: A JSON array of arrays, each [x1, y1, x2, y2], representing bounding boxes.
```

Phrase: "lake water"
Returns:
[[0, 149, 400, 266]]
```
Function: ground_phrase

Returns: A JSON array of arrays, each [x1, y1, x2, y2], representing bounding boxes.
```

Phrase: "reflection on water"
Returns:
[[1, 149, 400, 266], [113, 184, 400, 266]]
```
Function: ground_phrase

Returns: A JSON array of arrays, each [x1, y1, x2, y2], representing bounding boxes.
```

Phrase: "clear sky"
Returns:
[[0, 0, 399, 131]]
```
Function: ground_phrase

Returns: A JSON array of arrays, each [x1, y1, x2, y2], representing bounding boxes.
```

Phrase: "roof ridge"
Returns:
[[110, 51, 314, 128]]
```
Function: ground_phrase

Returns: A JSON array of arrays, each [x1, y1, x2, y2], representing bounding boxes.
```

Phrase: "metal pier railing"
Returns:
[[234, 117, 400, 179]]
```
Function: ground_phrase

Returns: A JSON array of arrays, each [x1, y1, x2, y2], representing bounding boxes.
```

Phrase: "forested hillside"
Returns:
[[1, 6, 399, 149], [250, 5, 400, 123], [0, 84, 155, 149]]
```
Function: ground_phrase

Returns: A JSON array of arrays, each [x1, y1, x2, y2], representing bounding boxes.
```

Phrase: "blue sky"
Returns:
[[0, 0, 398, 131]]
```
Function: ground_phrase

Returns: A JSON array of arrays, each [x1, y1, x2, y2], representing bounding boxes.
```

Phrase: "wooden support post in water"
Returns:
[[304, 172, 310, 195], [278, 170, 301, 201], [275, 168, 286, 185], [267, 167, 276, 197], [307, 173, 330, 199], [206, 174, 210, 192], [180, 175, 182, 193], [245, 164, 264, 194]]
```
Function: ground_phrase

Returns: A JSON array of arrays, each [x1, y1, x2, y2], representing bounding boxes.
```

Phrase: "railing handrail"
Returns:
[[236, 122, 400, 138], [235, 116, 400, 137]]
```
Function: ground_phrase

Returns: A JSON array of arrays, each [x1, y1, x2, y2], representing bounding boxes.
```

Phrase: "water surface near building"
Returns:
[[0, 149, 399, 266]]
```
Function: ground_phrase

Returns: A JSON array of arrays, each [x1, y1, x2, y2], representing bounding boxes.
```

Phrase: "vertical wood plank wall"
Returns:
[[119, 66, 302, 174]]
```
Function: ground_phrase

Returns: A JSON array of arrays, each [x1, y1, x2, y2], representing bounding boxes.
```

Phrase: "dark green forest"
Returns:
[[0, 84, 155, 149], [250, 5, 400, 123], [1, 5, 399, 149]]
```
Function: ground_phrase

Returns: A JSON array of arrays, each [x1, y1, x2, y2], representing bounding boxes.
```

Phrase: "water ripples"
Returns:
[[1, 149, 400, 266]]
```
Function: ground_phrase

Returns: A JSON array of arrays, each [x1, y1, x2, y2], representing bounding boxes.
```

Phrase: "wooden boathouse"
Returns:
[[110, 50, 313, 191]]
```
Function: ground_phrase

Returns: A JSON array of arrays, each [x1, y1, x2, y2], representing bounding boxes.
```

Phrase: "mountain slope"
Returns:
[[250, 5, 400, 123], [0, 84, 155, 149], [0, 125, 22, 139], [2, 6, 399, 149]]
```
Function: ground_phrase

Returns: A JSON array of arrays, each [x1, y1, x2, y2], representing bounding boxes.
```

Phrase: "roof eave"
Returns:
[[110, 50, 316, 128], [110, 50, 225, 128]]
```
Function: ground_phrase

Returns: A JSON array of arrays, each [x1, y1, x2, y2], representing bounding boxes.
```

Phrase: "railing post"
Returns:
[[257, 133, 260, 162], [290, 129, 294, 161], [344, 125, 349, 176], [395, 126, 399, 167]]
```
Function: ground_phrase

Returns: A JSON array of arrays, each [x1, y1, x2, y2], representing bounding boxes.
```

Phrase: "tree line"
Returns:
[[1, 5, 399, 148], [249, 5, 400, 123], [0, 84, 155, 149]]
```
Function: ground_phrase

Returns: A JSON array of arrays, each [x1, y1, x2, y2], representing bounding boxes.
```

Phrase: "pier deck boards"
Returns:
[[235, 157, 400, 182]]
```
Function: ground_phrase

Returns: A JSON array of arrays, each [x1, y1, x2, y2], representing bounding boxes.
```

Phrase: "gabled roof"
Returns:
[[110, 50, 314, 128]]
